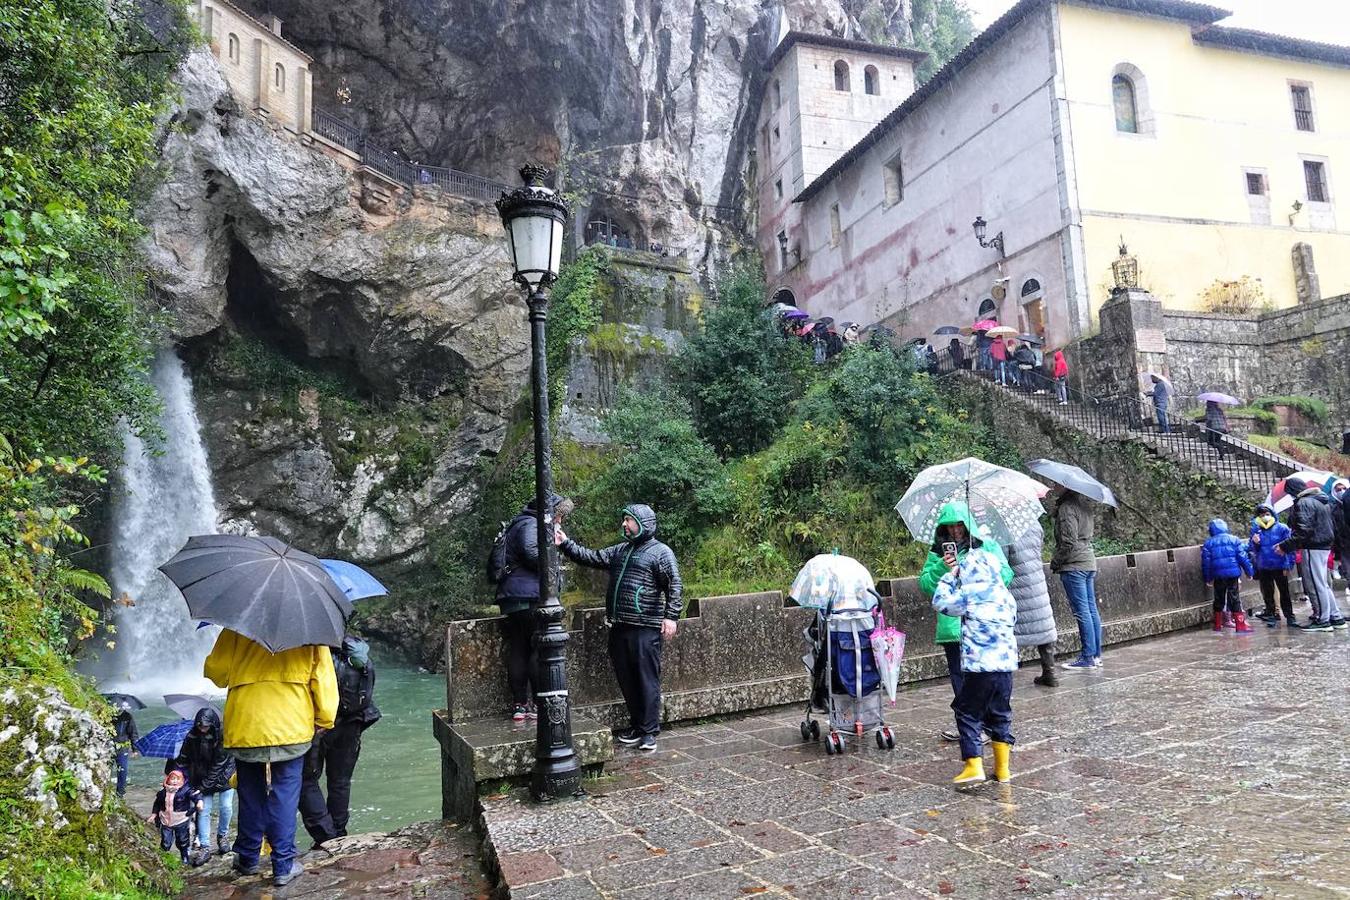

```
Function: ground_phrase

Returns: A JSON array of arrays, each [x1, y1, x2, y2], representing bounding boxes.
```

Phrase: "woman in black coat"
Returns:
[[170, 707, 236, 857]]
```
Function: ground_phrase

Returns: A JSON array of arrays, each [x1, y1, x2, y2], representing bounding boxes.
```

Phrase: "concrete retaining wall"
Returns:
[[445, 545, 1242, 728]]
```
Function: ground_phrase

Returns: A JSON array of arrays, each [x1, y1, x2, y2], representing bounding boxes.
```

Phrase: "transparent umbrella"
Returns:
[[896, 457, 1047, 546], [789, 553, 877, 614]]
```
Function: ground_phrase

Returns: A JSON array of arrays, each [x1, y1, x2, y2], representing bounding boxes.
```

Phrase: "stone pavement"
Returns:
[[482, 623, 1349, 898]]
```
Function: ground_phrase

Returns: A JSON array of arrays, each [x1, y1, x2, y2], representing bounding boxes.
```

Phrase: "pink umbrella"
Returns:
[[971, 319, 998, 331]]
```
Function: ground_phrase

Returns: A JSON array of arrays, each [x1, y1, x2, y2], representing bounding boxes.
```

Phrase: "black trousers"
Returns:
[[609, 624, 663, 736], [299, 720, 363, 844], [160, 821, 192, 861], [1212, 577, 1241, 614], [1257, 570, 1294, 620], [943, 642, 964, 697], [500, 609, 536, 706], [952, 670, 1013, 760]]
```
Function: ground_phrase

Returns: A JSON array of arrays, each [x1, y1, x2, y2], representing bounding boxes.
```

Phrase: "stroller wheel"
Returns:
[[800, 721, 811, 742], [824, 733, 837, 755], [881, 726, 895, 750], [809, 720, 820, 740], [875, 729, 885, 749]]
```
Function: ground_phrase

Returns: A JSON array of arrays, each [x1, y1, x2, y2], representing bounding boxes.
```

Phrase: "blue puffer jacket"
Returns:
[[1202, 520, 1254, 581], [1248, 507, 1294, 572]]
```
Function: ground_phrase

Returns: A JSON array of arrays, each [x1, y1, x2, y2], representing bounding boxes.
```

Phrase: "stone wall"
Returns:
[[443, 545, 1242, 728]]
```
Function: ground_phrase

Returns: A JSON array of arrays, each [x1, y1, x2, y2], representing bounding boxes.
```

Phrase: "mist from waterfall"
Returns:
[[96, 349, 222, 698]]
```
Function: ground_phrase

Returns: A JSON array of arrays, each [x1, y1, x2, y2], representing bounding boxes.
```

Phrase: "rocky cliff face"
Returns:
[[142, 50, 527, 574]]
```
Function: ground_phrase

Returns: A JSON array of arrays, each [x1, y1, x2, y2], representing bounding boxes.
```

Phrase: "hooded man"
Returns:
[[557, 505, 682, 752], [171, 706, 236, 858], [1281, 477, 1345, 631], [299, 635, 381, 851], [1249, 503, 1295, 625], [492, 492, 575, 721]]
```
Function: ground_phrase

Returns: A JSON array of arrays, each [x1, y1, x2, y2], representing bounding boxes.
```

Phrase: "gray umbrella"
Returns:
[[159, 534, 352, 653], [163, 693, 219, 721], [1027, 459, 1119, 508]]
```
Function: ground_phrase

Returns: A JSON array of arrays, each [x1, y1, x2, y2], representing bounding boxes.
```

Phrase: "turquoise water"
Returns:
[[122, 647, 444, 835]]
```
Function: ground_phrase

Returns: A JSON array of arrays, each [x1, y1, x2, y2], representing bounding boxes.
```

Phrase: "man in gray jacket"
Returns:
[[557, 504, 682, 751]]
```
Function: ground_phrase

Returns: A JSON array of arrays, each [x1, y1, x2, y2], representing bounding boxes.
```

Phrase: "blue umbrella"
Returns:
[[134, 719, 193, 759], [320, 559, 388, 602]]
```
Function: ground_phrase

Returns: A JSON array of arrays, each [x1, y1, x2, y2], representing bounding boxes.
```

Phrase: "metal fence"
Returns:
[[310, 107, 510, 203], [929, 349, 1298, 493]]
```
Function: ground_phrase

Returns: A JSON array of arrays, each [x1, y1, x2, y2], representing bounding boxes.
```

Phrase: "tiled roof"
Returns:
[[794, 0, 1231, 203], [764, 32, 929, 73], [1193, 26, 1350, 67]]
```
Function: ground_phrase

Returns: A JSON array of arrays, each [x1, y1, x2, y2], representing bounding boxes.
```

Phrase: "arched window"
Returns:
[[864, 65, 880, 96], [978, 297, 997, 318], [1113, 74, 1138, 133], [833, 60, 850, 92], [227, 33, 239, 64], [274, 63, 286, 92], [773, 79, 782, 109], [1020, 278, 1042, 298]]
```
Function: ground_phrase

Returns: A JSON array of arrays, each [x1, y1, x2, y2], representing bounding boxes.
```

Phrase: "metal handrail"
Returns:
[[929, 349, 1297, 492], [310, 107, 511, 202]]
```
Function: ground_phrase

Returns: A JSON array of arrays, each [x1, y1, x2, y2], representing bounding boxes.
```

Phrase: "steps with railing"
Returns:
[[928, 349, 1299, 494]]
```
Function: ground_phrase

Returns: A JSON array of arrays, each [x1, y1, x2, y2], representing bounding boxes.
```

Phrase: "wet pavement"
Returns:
[[483, 622, 1350, 898]]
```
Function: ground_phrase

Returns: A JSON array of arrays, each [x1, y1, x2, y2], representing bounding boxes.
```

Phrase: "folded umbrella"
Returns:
[[896, 457, 1047, 546], [1197, 392, 1240, 406], [101, 692, 146, 712], [320, 559, 388, 602], [869, 610, 906, 705], [789, 553, 877, 614], [159, 534, 352, 653], [134, 719, 193, 759], [1027, 459, 1119, 508], [163, 693, 219, 721]]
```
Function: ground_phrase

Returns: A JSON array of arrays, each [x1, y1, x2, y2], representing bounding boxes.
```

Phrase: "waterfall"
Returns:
[[97, 349, 222, 698]]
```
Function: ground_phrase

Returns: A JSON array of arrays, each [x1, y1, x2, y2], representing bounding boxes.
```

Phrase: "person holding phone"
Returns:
[[918, 503, 1013, 741]]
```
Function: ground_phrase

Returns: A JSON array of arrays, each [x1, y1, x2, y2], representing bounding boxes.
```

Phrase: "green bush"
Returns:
[[674, 263, 812, 458], [1252, 395, 1329, 424]]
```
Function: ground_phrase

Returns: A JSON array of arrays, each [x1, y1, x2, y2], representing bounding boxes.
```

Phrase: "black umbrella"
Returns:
[[101, 692, 145, 711], [1018, 334, 1043, 345], [933, 325, 962, 335], [159, 535, 352, 653]]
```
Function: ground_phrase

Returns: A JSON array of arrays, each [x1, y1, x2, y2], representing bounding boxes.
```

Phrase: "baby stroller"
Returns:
[[790, 553, 895, 754]]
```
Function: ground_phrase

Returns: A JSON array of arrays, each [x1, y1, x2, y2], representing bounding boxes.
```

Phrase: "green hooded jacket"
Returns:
[[918, 502, 1013, 643]]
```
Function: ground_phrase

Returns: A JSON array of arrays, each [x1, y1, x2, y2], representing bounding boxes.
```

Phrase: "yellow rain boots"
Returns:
[[992, 741, 1013, 783], [953, 757, 985, 784]]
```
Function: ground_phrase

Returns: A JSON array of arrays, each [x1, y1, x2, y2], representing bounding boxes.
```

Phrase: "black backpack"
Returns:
[[487, 519, 515, 584], [335, 653, 380, 727]]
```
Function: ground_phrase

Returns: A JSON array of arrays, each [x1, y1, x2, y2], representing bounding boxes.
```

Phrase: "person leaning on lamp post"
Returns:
[[555, 504, 682, 753]]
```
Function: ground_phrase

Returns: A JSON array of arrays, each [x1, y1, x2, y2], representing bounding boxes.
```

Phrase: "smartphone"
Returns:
[[942, 542, 958, 556]]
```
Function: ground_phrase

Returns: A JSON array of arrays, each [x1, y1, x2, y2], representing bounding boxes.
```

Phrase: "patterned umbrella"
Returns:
[[896, 457, 1047, 546], [789, 553, 877, 614], [134, 719, 193, 759]]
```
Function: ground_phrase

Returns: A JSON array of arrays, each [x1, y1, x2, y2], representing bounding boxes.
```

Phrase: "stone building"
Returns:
[[757, 0, 1350, 351], [190, 0, 312, 135]]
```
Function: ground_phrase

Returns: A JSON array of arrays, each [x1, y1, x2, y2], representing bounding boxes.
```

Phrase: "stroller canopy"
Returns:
[[790, 553, 876, 613]]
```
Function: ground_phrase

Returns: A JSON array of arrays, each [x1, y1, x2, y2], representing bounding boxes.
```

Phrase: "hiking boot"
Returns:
[[232, 859, 260, 877], [1255, 611, 1279, 623], [637, 735, 657, 752], [511, 705, 528, 722], [1300, 620, 1334, 633], [615, 729, 642, 745], [273, 861, 304, 887], [1331, 618, 1349, 630], [1061, 658, 1095, 671], [217, 835, 231, 855], [189, 848, 210, 868], [1033, 673, 1059, 687]]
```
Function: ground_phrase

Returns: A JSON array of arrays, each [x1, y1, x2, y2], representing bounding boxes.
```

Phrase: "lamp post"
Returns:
[[972, 216, 1005, 258], [495, 165, 582, 803], [1111, 238, 1139, 295]]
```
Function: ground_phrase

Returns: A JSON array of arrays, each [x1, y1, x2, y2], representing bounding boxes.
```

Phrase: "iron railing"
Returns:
[[310, 107, 510, 203], [929, 350, 1298, 493]]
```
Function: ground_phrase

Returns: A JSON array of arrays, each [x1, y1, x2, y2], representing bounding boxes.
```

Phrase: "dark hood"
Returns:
[[524, 492, 566, 515], [623, 503, 657, 543], [192, 706, 221, 735], [1255, 504, 1275, 518]]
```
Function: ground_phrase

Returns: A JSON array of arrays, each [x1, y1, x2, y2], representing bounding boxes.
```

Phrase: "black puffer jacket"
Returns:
[[171, 707, 235, 795], [1285, 488, 1335, 552], [496, 493, 567, 611], [560, 504, 682, 628]]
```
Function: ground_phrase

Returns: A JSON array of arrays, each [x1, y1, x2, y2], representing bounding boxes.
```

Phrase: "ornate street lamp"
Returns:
[[972, 216, 1005, 258], [495, 165, 582, 804], [1111, 237, 1139, 294]]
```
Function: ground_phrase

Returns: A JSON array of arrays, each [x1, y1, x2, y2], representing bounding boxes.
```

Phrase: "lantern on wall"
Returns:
[[1111, 238, 1139, 294]]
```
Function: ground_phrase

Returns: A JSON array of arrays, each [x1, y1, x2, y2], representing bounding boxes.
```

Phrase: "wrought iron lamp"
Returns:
[[495, 165, 582, 803], [1111, 238, 1139, 294], [972, 216, 1005, 258]]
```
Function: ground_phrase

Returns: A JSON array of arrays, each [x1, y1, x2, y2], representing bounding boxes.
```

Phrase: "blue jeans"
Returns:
[[1155, 402, 1170, 433], [1060, 570, 1103, 660], [952, 670, 1013, 760], [235, 756, 303, 877], [114, 750, 129, 797], [198, 788, 235, 845]]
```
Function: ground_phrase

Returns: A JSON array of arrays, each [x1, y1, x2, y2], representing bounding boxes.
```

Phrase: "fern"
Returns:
[[56, 568, 111, 599]]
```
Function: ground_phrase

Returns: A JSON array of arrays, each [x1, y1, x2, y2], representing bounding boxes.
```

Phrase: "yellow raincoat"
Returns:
[[204, 630, 338, 750]]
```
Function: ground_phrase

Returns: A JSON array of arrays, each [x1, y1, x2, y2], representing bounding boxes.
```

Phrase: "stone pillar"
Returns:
[[1293, 242, 1321, 305], [295, 66, 311, 135], [1094, 287, 1167, 400]]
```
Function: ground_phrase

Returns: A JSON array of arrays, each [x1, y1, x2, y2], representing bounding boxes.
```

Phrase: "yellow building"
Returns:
[[764, 0, 1350, 350], [191, 0, 313, 136]]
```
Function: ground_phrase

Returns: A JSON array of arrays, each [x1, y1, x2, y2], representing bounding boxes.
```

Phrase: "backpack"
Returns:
[[335, 646, 380, 727], [486, 519, 514, 584]]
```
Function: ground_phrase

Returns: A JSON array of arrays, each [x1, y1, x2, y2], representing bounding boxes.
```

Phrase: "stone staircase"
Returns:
[[951, 368, 1300, 495]]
